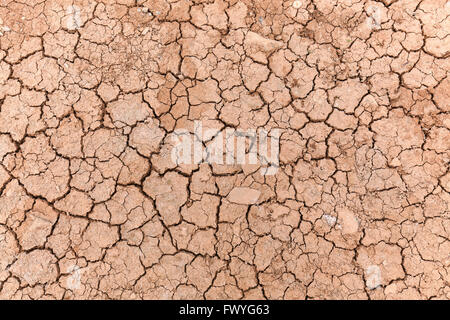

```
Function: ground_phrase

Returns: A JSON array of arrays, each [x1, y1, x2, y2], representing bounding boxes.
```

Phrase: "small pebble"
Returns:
[[142, 7, 148, 13], [292, 1, 302, 9], [142, 27, 149, 35], [323, 214, 337, 226], [3, 26, 10, 32]]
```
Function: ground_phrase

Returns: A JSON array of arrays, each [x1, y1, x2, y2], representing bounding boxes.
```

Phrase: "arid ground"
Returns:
[[0, 0, 449, 300]]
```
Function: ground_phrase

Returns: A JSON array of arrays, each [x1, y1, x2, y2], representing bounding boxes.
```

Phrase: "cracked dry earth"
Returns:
[[0, 0, 449, 301]]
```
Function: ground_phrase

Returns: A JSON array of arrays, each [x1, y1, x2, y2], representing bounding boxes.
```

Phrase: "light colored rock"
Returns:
[[228, 187, 261, 205]]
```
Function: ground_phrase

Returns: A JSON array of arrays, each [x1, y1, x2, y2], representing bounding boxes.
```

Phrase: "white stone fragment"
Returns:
[[366, 265, 381, 290], [323, 214, 337, 226], [292, 1, 302, 9]]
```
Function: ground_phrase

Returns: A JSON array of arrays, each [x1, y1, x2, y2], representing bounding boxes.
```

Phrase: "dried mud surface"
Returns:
[[0, 0, 449, 300]]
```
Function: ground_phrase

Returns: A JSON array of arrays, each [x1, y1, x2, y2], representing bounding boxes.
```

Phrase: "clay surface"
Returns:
[[0, 0, 449, 300]]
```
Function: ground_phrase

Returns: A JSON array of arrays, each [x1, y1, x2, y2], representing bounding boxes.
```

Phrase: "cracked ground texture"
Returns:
[[0, 0, 449, 300]]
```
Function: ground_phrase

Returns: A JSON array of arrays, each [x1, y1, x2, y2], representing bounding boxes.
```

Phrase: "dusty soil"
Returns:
[[0, 0, 449, 300]]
